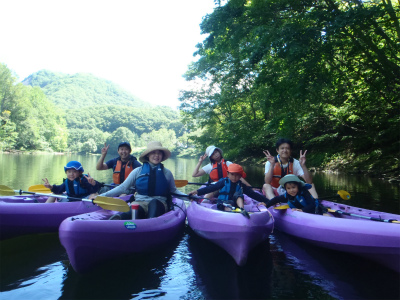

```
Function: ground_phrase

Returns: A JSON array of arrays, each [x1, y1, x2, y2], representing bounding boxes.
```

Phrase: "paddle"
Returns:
[[0, 185, 130, 212], [174, 180, 263, 189], [29, 184, 135, 194], [326, 208, 400, 224]]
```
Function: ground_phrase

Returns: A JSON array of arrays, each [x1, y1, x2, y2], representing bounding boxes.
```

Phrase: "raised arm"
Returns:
[[192, 154, 207, 177], [299, 150, 312, 184], [263, 150, 276, 184], [96, 143, 110, 170]]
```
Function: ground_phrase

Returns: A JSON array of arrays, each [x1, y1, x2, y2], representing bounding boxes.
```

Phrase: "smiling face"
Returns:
[[148, 150, 164, 165], [276, 143, 292, 161], [65, 169, 81, 181], [118, 146, 131, 161], [227, 172, 242, 183], [210, 149, 222, 162], [285, 182, 299, 197]]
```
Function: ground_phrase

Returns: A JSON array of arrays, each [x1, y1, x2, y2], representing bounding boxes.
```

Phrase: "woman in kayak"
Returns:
[[261, 174, 323, 214], [188, 164, 269, 215], [43, 161, 102, 203], [92, 141, 186, 219]]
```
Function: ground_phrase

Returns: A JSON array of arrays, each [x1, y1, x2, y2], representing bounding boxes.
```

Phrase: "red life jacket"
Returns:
[[112, 159, 134, 184], [209, 159, 229, 182], [271, 156, 294, 188]]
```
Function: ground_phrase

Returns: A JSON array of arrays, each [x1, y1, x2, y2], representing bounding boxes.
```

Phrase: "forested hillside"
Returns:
[[1, 65, 188, 155], [180, 0, 399, 175], [22, 70, 148, 109]]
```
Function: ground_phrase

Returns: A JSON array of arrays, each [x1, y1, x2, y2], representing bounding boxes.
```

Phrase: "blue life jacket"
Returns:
[[217, 178, 244, 202], [135, 162, 169, 196], [64, 176, 89, 199], [286, 184, 316, 209]]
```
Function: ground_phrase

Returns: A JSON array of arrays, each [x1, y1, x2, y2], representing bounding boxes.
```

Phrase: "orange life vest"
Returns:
[[271, 156, 294, 188], [112, 160, 134, 184], [209, 159, 229, 182]]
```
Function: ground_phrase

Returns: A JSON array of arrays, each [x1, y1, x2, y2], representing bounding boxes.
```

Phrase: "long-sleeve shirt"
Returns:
[[196, 178, 269, 203], [266, 189, 316, 213], [101, 163, 186, 203], [51, 177, 102, 198]]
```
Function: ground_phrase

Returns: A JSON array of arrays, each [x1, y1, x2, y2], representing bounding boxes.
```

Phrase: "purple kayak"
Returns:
[[0, 195, 101, 240], [187, 198, 274, 266], [268, 200, 400, 273], [59, 198, 187, 273]]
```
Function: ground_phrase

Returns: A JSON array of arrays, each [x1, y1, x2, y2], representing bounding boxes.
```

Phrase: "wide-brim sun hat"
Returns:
[[64, 161, 84, 172], [227, 163, 247, 178], [139, 141, 171, 163], [205, 145, 223, 157], [279, 174, 305, 187]]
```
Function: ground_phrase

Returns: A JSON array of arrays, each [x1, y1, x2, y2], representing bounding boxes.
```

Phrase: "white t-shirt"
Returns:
[[264, 158, 304, 195], [202, 160, 232, 174]]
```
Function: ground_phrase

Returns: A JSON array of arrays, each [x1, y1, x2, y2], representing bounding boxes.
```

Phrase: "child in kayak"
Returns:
[[188, 163, 269, 216], [261, 174, 323, 214], [42, 161, 102, 203]]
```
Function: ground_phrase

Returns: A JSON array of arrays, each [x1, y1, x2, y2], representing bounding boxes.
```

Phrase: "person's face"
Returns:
[[276, 143, 291, 159], [227, 172, 242, 183], [211, 150, 222, 162], [148, 150, 163, 165], [285, 182, 299, 197], [66, 169, 80, 181], [118, 146, 131, 160]]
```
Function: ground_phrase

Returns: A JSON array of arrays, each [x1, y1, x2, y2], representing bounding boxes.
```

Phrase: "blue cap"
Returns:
[[118, 142, 131, 151], [64, 161, 84, 172]]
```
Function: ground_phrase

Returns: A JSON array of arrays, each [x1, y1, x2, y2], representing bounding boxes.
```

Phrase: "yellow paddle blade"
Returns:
[[337, 190, 351, 200], [0, 185, 16, 196], [175, 180, 188, 188], [28, 184, 52, 193], [273, 204, 290, 210], [93, 196, 130, 212]]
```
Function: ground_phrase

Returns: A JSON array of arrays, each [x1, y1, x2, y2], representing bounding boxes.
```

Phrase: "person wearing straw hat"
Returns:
[[189, 163, 269, 216], [260, 174, 323, 214], [94, 141, 186, 219]]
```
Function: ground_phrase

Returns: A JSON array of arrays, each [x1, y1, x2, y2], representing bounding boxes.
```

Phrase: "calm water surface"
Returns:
[[0, 153, 399, 300]]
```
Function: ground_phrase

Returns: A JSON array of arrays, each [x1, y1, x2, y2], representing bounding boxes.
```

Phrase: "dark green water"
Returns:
[[0, 153, 399, 300]]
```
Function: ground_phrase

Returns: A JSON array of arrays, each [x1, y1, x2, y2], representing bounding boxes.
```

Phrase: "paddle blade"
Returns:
[[93, 196, 130, 212], [337, 190, 351, 200], [28, 184, 52, 193], [174, 180, 188, 188], [0, 185, 15, 196], [273, 204, 290, 210]]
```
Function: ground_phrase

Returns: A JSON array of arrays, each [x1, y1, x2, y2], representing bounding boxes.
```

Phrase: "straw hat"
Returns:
[[139, 141, 171, 163], [279, 174, 305, 187], [227, 163, 247, 178], [205, 145, 223, 157]]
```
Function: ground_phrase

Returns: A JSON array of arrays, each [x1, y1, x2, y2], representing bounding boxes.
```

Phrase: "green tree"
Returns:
[[106, 127, 138, 154]]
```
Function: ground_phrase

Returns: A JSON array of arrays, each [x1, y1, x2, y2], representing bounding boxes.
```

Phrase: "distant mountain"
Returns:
[[22, 70, 150, 109]]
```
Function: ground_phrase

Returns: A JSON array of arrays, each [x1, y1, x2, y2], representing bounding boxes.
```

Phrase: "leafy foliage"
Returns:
[[179, 0, 400, 172]]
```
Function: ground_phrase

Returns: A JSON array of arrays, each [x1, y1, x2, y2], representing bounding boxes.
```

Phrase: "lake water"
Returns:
[[0, 153, 399, 300]]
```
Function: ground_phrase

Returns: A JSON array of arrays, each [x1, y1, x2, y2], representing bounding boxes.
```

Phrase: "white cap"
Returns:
[[205, 145, 223, 157]]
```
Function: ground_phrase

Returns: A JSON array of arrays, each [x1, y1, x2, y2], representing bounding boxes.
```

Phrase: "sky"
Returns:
[[0, 0, 217, 109]]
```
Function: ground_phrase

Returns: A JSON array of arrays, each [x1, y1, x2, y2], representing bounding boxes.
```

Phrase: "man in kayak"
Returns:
[[96, 141, 141, 190], [43, 161, 102, 203], [260, 174, 324, 214], [188, 163, 269, 216], [262, 138, 318, 199]]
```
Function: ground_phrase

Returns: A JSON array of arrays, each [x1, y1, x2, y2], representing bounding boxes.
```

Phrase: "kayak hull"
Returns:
[[268, 200, 400, 272], [0, 195, 101, 240], [187, 199, 274, 266], [59, 198, 187, 273]]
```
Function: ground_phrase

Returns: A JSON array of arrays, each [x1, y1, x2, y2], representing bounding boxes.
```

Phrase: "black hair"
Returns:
[[144, 151, 164, 162], [284, 181, 302, 192], [276, 138, 293, 150], [209, 149, 223, 164]]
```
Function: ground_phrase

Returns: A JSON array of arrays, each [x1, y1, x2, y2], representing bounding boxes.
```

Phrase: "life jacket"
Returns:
[[271, 156, 294, 188], [286, 184, 318, 212], [209, 159, 229, 183], [64, 176, 89, 199], [135, 162, 169, 196], [217, 178, 244, 202], [112, 156, 137, 184]]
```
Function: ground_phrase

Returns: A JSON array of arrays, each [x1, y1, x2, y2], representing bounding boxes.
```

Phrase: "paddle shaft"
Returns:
[[328, 209, 400, 223], [15, 189, 97, 203], [171, 193, 236, 209], [177, 181, 263, 190]]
